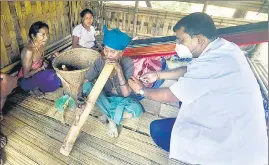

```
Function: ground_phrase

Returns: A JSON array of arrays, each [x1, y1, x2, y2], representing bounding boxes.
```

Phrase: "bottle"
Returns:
[[62, 65, 68, 71]]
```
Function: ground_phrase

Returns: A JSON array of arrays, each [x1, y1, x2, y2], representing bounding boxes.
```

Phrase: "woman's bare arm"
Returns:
[[72, 36, 82, 48]]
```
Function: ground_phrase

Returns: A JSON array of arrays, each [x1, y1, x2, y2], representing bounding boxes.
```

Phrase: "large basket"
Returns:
[[52, 48, 100, 99]]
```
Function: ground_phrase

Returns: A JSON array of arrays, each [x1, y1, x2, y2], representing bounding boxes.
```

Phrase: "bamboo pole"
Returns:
[[145, 0, 152, 8], [100, 1, 104, 35], [132, 1, 139, 38], [202, 1, 208, 13], [60, 63, 115, 156], [69, 1, 73, 31]]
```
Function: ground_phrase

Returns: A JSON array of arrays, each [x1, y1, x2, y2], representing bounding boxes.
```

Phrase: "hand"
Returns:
[[105, 59, 122, 73], [39, 62, 48, 71], [77, 92, 86, 107], [128, 76, 144, 94], [140, 72, 159, 84], [39, 66, 45, 71]]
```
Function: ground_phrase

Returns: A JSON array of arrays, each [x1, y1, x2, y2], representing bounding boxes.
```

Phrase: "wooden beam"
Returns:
[[233, 9, 247, 18], [99, 1, 104, 35], [68, 1, 73, 32], [175, 0, 268, 13], [202, 1, 208, 13], [132, 1, 139, 38], [145, 0, 152, 8]]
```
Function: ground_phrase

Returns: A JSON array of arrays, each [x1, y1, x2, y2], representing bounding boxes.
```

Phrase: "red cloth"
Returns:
[[18, 58, 44, 78], [132, 56, 163, 87]]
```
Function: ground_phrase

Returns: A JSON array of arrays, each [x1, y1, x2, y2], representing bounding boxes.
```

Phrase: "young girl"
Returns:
[[72, 9, 98, 49]]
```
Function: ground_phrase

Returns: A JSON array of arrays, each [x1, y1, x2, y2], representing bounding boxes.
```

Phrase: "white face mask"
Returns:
[[175, 43, 193, 58]]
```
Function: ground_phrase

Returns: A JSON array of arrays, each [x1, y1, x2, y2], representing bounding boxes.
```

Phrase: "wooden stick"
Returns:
[[60, 64, 115, 156], [132, 1, 139, 38]]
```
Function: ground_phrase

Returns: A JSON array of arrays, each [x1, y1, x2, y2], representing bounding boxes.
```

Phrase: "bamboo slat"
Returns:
[[159, 104, 179, 118], [0, 115, 27, 136], [4, 104, 176, 165], [16, 127, 103, 165], [103, 3, 258, 37], [6, 132, 65, 164], [5, 146, 39, 165], [4, 90, 182, 163], [140, 99, 161, 115], [137, 112, 160, 135]]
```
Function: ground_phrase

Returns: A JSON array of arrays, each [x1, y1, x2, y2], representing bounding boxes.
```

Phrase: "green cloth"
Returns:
[[83, 82, 143, 125], [56, 94, 76, 113]]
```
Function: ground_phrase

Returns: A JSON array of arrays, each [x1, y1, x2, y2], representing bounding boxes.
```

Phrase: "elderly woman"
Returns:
[[76, 26, 143, 137], [72, 9, 100, 50], [18, 21, 61, 98]]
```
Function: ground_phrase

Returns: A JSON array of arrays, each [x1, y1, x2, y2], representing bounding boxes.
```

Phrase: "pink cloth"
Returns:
[[18, 58, 44, 78], [132, 57, 162, 87]]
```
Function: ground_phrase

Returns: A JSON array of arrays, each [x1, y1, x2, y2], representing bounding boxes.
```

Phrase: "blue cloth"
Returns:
[[150, 118, 176, 152], [82, 82, 143, 125], [103, 25, 131, 51], [19, 69, 62, 92]]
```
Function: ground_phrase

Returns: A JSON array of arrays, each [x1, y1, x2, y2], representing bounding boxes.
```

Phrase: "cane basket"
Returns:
[[52, 48, 100, 99]]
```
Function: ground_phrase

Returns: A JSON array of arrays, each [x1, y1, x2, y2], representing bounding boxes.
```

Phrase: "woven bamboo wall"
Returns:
[[103, 4, 259, 37], [0, 1, 83, 70]]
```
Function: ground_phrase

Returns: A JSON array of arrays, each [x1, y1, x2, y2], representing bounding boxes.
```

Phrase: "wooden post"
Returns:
[[202, 1, 208, 13], [145, 0, 152, 8], [233, 9, 247, 18], [60, 64, 115, 156], [132, 1, 139, 38], [99, 1, 104, 35], [68, 1, 73, 32]]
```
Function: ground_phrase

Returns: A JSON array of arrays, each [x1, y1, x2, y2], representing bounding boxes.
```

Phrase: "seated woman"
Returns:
[[76, 26, 143, 138], [72, 9, 100, 50], [18, 21, 62, 98]]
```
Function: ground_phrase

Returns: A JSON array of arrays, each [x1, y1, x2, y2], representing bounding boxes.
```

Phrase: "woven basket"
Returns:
[[52, 48, 100, 99]]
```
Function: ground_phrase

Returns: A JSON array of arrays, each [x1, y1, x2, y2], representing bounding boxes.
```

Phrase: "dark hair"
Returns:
[[28, 21, 49, 41], [173, 12, 217, 40], [80, 9, 94, 18]]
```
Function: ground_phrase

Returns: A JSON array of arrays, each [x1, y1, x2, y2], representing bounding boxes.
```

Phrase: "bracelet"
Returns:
[[119, 81, 127, 86]]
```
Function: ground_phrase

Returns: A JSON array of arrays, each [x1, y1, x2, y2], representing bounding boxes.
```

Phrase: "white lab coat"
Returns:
[[169, 38, 268, 165]]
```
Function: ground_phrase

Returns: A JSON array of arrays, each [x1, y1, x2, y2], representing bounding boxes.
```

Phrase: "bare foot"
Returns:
[[123, 112, 132, 119], [107, 120, 118, 138], [99, 114, 108, 124], [30, 88, 44, 99]]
